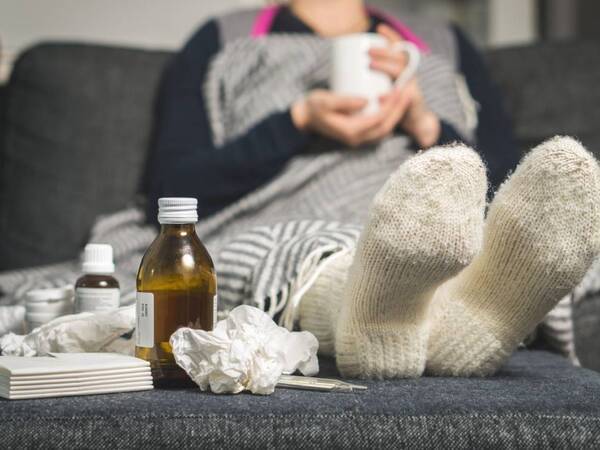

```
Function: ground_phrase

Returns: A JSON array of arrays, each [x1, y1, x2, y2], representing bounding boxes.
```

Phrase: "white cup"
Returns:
[[330, 33, 420, 114]]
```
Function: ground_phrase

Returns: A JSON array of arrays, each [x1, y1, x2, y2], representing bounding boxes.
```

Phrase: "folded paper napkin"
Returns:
[[170, 305, 319, 395]]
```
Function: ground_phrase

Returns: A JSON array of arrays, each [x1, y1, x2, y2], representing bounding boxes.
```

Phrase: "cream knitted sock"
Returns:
[[334, 145, 487, 378], [427, 136, 600, 376], [298, 250, 353, 357]]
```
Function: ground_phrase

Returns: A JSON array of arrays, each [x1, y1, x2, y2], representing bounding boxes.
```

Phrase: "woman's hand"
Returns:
[[369, 24, 441, 148], [291, 90, 397, 148]]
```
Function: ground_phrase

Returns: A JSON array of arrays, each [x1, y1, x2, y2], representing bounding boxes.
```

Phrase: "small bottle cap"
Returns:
[[82, 244, 115, 274], [158, 197, 198, 224]]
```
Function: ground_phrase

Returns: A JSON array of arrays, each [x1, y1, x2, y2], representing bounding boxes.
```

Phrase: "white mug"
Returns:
[[330, 33, 420, 114]]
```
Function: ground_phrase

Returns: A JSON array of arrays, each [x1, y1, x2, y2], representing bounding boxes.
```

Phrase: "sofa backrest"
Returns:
[[0, 39, 599, 270], [486, 39, 600, 155], [0, 43, 170, 269]]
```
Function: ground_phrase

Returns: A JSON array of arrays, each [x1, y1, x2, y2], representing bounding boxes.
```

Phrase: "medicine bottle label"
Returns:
[[75, 288, 120, 313], [136, 292, 154, 348]]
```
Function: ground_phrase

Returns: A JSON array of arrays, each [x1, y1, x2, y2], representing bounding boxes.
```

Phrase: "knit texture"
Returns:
[[334, 145, 487, 378], [427, 136, 600, 376], [298, 250, 353, 356]]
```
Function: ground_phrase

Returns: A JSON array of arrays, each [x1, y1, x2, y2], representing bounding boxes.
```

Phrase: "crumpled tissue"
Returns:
[[0, 306, 135, 356], [170, 305, 319, 395], [0, 305, 26, 336]]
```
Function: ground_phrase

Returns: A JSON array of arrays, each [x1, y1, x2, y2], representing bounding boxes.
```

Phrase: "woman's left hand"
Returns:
[[369, 24, 441, 149]]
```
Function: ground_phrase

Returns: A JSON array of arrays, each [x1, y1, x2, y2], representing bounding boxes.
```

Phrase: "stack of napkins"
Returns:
[[0, 353, 153, 400]]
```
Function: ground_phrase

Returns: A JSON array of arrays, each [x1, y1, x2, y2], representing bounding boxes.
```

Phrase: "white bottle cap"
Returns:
[[158, 197, 198, 224], [82, 244, 115, 274]]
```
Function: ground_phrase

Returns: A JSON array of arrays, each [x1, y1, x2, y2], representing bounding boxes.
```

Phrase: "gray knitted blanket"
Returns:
[[0, 34, 579, 360]]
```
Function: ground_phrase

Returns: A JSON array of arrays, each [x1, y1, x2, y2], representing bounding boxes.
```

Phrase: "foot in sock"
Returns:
[[308, 144, 487, 379], [427, 136, 600, 376], [298, 250, 354, 357]]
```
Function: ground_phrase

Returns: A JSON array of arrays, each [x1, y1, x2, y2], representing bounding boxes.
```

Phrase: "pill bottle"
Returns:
[[75, 244, 120, 313], [135, 197, 217, 386], [25, 285, 74, 331]]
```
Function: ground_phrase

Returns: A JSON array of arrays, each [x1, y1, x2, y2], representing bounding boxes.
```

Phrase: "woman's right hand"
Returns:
[[291, 90, 394, 148]]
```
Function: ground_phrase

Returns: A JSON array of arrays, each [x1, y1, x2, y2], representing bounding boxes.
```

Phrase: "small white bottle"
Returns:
[[75, 244, 120, 313]]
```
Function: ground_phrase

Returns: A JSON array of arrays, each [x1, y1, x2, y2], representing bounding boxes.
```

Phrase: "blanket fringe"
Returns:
[[279, 247, 350, 331]]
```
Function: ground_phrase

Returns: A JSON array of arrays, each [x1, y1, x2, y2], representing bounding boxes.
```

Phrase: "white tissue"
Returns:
[[0, 306, 26, 336], [0, 306, 135, 356], [170, 305, 319, 395]]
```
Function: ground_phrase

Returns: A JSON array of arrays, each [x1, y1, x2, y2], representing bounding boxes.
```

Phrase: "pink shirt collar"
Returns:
[[250, 4, 429, 52]]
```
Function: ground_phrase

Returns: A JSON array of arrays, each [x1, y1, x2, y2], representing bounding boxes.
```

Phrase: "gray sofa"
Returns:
[[1, 40, 600, 447]]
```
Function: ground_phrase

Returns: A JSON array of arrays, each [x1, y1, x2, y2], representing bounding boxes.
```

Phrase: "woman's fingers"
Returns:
[[377, 23, 403, 43], [325, 109, 388, 147], [370, 55, 406, 79], [382, 91, 412, 131], [329, 88, 408, 146], [369, 43, 408, 79], [333, 109, 383, 131], [346, 103, 399, 145], [363, 89, 412, 142], [320, 92, 368, 114], [369, 46, 407, 61], [305, 87, 425, 147]]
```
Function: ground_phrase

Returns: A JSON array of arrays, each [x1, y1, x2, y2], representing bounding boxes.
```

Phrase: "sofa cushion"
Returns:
[[1, 351, 599, 448], [0, 43, 170, 269]]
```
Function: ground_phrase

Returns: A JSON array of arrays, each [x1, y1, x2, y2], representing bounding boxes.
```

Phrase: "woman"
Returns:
[[148, 0, 518, 220], [148, 0, 600, 378]]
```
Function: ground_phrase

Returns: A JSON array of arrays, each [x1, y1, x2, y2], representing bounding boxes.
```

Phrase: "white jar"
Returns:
[[25, 285, 74, 332]]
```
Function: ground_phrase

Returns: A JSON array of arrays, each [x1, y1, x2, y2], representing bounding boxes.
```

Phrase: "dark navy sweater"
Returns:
[[146, 8, 519, 223]]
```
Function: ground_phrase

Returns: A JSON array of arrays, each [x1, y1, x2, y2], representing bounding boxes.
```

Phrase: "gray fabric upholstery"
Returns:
[[0, 84, 5, 181], [485, 40, 600, 156], [0, 84, 5, 148], [0, 44, 170, 269], [575, 294, 600, 371], [1, 351, 599, 448]]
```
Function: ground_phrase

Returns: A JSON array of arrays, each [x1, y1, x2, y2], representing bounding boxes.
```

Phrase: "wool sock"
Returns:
[[427, 136, 600, 376], [298, 250, 354, 357], [329, 144, 487, 378]]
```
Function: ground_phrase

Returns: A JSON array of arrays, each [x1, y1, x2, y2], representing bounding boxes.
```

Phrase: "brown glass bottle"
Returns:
[[75, 275, 120, 311], [75, 244, 120, 313], [76, 275, 120, 290], [135, 198, 216, 386]]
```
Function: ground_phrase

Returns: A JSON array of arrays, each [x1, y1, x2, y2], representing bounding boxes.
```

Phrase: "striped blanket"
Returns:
[[0, 34, 582, 360]]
